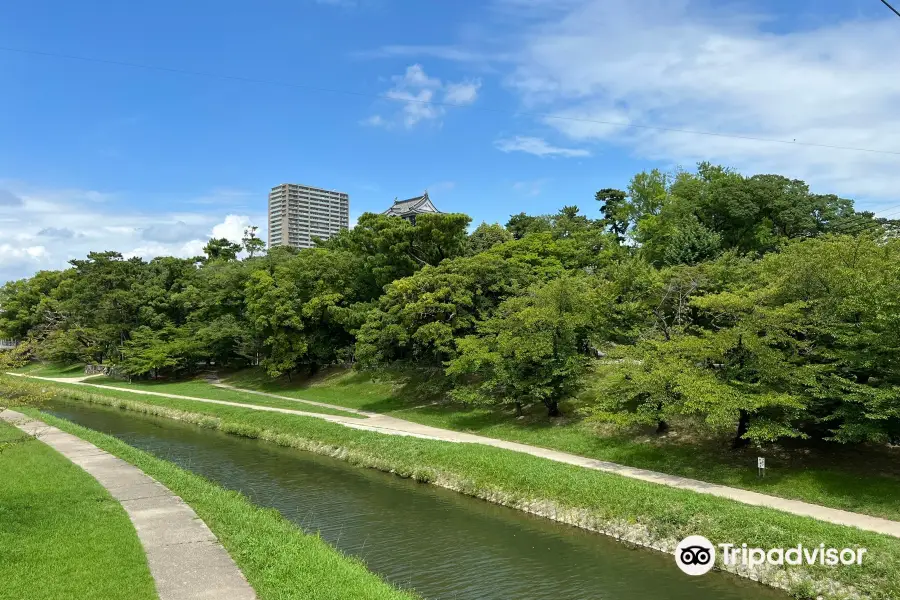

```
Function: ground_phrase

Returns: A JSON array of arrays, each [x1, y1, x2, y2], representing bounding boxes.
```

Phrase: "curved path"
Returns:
[[14, 373, 900, 539], [0, 408, 257, 600]]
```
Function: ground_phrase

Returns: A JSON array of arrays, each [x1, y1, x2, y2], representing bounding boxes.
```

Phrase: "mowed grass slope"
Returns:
[[79, 377, 364, 418], [24, 410, 419, 600], [38, 389, 900, 600], [12, 362, 86, 378], [20, 363, 900, 521], [0, 421, 157, 600], [222, 367, 900, 522]]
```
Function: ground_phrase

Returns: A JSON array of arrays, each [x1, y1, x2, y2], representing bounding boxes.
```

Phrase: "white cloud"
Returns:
[[444, 80, 482, 105], [0, 183, 266, 282], [395, 64, 442, 90], [211, 215, 254, 243], [0, 244, 48, 266], [123, 240, 207, 261], [387, 1, 900, 200], [495, 135, 591, 157], [367, 64, 481, 129], [496, 0, 900, 198]]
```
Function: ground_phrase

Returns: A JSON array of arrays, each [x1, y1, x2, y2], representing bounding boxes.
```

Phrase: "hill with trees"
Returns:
[[2, 163, 898, 448]]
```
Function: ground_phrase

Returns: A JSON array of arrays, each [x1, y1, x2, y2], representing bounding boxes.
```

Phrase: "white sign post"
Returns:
[[757, 457, 766, 478]]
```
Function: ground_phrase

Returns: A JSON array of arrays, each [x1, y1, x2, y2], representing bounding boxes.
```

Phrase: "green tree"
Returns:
[[745, 235, 900, 443], [326, 212, 471, 294], [468, 222, 513, 254], [595, 188, 630, 242], [54, 252, 146, 363], [245, 249, 367, 377], [447, 276, 596, 417], [203, 238, 242, 262], [242, 226, 267, 258], [624, 163, 869, 265], [505, 212, 552, 239], [120, 325, 203, 378], [356, 235, 569, 369]]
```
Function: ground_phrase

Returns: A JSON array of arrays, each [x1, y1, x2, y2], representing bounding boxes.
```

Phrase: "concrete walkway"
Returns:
[[0, 409, 257, 600], [14, 373, 900, 539]]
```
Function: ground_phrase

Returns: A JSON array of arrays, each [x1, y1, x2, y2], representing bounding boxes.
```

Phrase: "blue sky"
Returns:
[[2, 0, 899, 282]]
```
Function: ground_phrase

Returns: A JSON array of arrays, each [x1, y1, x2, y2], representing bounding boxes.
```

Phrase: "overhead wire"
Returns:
[[879, 0, 900, 19], [822, 206, 900, 236], [2, 44, 900, 158]]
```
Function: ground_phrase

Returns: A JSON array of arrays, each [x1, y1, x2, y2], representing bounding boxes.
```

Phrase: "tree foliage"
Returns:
[[447, 275, 597, 417], [2, 164, 897, 448]]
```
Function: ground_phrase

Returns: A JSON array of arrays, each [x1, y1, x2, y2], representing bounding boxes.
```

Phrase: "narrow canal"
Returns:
[[45, 399, 789, 600]]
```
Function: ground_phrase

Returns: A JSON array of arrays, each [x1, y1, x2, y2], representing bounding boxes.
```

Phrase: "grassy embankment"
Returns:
[[221, 367, 900, 523], [0, 420, 156, 600], [77, 376, 363, 419], [19, 363, 900, 520], [12, 362, 86, 378], [37, 382, 900, 600], [11, 411, 418, 600]]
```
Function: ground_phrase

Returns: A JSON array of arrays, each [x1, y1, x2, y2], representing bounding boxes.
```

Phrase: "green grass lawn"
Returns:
[[33, 390, 900, 600], [22, 410, 418, 600], [76, 377, 364, 419], [222, 367, 900, 523], [0, 421, 157, 600], [224, 367, 408, 411], [11, 362, 86, 378]]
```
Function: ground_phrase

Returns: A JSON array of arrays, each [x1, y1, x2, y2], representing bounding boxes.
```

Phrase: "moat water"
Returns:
[[45, 398, 789, 600]]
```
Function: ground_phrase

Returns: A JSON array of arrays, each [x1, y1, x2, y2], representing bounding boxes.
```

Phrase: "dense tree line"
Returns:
[[2, 164, 898, 446]]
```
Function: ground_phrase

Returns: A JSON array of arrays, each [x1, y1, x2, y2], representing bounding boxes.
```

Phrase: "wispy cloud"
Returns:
[[365, 64, 481, 129], [384, 0, 900, 200], [495, 136, 590, 157], [444, 80, 482, 105], [499, 0, 900, 197]]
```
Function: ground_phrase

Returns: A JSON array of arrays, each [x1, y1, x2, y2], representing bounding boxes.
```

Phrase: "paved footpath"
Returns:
[[0, 408, 257, 600], [14, 373, 900, 539]]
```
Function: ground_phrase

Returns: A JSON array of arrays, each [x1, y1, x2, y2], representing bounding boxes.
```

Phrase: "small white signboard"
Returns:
[[757, 457, 765, 469]]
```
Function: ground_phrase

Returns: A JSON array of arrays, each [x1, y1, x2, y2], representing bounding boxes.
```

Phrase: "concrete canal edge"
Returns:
[[0, 409, 257, 600]]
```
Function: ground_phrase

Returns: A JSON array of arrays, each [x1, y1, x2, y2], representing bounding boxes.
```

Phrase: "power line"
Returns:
[[880, 0, 900, 19], [3, 44, 900, 158], [825, 206, 900, 233], [827, 206, 900, 235]]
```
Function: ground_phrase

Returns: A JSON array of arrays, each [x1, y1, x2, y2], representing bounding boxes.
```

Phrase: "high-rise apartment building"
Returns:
[[268, 184, 350, 249]]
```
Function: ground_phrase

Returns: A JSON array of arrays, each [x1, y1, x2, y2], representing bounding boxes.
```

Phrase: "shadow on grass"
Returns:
[[16, 362, 86, 377]]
